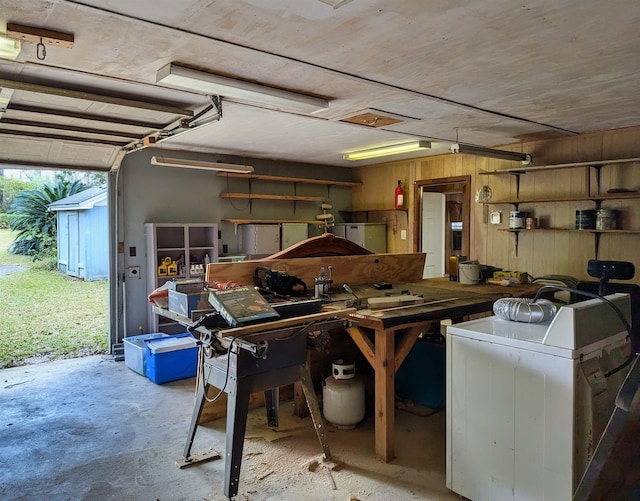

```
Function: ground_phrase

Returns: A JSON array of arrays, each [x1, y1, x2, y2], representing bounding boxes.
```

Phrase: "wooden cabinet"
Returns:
[[480, 157, 640, 257], [145, 222, 218, 332]]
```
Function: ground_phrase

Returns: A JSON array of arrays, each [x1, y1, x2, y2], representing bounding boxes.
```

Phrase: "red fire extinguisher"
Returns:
[[394, 180, 404, 209]]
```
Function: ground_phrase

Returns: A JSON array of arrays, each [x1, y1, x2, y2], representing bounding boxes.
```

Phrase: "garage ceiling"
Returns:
[[0, 0, 639, 171]]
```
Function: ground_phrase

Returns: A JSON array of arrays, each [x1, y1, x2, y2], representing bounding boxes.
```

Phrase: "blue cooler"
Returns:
[[123, 333, 169, 376], [144, 333, 199, 384]]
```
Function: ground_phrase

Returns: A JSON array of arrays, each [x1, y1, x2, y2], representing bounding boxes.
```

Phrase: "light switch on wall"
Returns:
[[400, 230, 407, 240]]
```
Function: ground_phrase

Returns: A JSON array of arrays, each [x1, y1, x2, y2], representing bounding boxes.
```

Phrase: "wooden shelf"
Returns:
[[340, 208, 407, 213], [498, 228, 640, 234], [498, 227, 640, 259], [217, 172, 361, 187], [486, 192, 640, 206], [220, 193, 325, 202], [222, 219, 325, 225], [221, 218, 327, 232], [479, 156, 640, 176], [339, 208, 407, 223]]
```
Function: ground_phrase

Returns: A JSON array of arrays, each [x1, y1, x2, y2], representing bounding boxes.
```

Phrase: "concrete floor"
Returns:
[[0, 355, 458, 501], [1, 355, 638, 501]]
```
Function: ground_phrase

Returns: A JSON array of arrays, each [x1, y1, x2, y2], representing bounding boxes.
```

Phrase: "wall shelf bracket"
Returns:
[[592, 165, 603, 195], [509, 172, 523, 198]]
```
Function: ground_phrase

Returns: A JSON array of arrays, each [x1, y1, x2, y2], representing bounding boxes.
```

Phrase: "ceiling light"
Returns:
[[156, 63, 329, 115], [150, 156, 254, 173], [450, 143, 532, 165], [343, 140, 431, 161], [0, 34, 21, 60]]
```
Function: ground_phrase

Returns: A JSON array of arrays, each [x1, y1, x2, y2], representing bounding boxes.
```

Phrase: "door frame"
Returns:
[[412, 175, 471, 271]]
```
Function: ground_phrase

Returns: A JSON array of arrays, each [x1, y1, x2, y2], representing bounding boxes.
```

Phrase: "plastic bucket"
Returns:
[[459, 262, 481, 284]]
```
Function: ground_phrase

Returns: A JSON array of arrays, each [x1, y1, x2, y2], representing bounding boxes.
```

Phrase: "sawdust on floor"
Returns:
[[197, 401, 460, 501]]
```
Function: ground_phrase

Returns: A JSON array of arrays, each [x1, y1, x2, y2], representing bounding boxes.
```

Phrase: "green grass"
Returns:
[[0, 229, 108, 369]]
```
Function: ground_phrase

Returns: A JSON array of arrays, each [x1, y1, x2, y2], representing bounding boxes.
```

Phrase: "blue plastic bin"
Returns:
[[144, 333, 199, 384]]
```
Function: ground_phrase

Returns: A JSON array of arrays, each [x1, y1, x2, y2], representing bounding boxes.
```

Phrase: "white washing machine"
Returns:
[[446, 294, 632, 501]]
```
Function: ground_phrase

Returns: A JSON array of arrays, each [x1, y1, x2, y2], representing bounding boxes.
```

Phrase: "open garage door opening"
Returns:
[[0, 167, 110, 369]]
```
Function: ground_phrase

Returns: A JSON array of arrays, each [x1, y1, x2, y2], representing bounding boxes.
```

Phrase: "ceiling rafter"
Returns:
[[0, 77, 193, 116], [6, 103, 169, 129]]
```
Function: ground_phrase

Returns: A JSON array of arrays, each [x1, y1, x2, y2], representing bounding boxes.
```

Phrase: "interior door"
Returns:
[[422, 192, 446, 278]]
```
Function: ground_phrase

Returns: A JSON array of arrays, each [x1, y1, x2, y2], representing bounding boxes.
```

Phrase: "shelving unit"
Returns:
[[480, 157, 640, 258], [221, 218, 326, 233], [218, 171, 360, 226], [479, 157, 640, 198], [145, 222, 218, 333], [217, 172, 361, 188], [339, 208, 408, 223]]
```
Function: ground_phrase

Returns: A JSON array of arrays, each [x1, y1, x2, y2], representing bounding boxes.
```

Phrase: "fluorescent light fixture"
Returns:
[[0, 34, 21, 60], [450, 143, 532, 165], [151, 156, 254, 173], [156, 63, 329, 115], [343, 140, 431, 161]]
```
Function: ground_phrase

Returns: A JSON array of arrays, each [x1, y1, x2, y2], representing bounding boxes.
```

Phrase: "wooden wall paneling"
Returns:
[[353, 126, 640, 285], [603, 126, 640, 160]]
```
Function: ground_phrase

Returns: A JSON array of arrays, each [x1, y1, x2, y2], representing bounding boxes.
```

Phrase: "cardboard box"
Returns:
[[144, 333, 199, 384], [168, 290, 214, 319], [493, 270, 528, 283], [123, 333, 170, 375]]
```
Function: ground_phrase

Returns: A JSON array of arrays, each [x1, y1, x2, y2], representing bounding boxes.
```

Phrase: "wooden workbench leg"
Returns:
[[375, 327, 395, 462], [224, 381, 251, 499]]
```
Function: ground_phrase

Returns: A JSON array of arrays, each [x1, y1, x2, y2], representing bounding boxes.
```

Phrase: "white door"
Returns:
[[421, 192, 446, 278]]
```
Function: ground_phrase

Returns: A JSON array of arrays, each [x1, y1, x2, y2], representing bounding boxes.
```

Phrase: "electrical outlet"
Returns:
[[400, 230, 407, 240], [127, 266, 140, 278]]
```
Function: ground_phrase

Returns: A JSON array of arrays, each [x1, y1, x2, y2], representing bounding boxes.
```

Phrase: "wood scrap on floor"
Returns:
[[245, 425, 307, 442], [174, 448, 221, 469], [395, 397, 440, 417]]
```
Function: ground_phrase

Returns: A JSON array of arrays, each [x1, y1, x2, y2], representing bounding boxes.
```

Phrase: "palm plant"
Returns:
[[8, 179, 86, 259]]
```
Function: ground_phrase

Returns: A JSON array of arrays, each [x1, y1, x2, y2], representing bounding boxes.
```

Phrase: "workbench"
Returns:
[[202, 253, 544, 463], [325, 277, 545, 462]]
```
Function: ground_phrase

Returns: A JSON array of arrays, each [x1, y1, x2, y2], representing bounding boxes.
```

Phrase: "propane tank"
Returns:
[[394, 180, 404, 209], [322, 360, 365, 429]]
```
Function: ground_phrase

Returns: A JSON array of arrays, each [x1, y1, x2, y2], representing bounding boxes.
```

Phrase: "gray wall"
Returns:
[[112, 148, 353, 342]]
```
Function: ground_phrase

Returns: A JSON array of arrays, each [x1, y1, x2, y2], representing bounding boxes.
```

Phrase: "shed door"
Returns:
[[66, 212, 80, 277]]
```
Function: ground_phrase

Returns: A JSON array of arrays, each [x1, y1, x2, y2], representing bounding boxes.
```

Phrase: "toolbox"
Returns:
[[144, 333, 199, 384]]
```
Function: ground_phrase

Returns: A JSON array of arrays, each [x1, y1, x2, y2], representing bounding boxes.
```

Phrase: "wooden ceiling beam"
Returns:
[[6, 23, 74, 49]]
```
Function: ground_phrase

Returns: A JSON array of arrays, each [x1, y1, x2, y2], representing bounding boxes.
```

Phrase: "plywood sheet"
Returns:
[[206, 253, 426, 288]]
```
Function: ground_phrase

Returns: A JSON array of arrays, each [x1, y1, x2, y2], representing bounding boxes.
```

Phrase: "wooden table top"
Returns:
[[326, 277, 543, 330]]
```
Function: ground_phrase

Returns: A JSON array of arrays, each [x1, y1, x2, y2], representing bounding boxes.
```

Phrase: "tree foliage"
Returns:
[[8, 179, 87, 259], [0, 176, 34, 213]]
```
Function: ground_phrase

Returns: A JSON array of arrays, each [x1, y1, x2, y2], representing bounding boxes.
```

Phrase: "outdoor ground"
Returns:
[[0, 228, 108, 369]]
